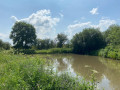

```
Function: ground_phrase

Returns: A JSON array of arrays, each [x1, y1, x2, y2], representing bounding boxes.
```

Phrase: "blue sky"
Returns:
[[0, 0, 120, 43]]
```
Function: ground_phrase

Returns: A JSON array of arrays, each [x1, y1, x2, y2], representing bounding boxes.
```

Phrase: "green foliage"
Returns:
[[104, 24, 120, 45], [36, 48, 73, 54], [35, 39, 56, 50], [63, 40, 72, 48], [10, 21, 36, 49], [91, 45, 120, 60], [71, 28, 106, 54], [35, 34, 70, 50], [6, 48, 73, 55], [56, 33, 68, 48], [0, 39, 11, 50], [91, 24, 120, 60], [11, 48, 72, 54], [20, 49, 35, 54], [0, 51, 96, 90]]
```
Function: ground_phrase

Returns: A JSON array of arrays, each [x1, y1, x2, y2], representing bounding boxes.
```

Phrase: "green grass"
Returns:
[[35, 48, 73, 54], [89, 45, 120, 60], [15, 48, 73, 54], [0, 51, 96, 90]]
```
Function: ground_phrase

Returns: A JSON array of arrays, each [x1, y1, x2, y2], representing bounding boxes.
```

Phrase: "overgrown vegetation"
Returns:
[[0, 51, 96, 90], [2, 21, 120, 60], [35, 48, 72, 54], [0, 39, 11, 50], [92, 46, 120, 60], [2, 20, 120, 90], [8, 22, 120, 60], [91, 25, 120, 60], [12, 48, 72, 54], [70, 24, 120, 60], [71, 28, 106, 54]]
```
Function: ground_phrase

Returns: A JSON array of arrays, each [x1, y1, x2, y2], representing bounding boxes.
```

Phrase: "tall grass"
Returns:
[[97, 46, 119, 60], [35, 48, 73, 54], [0, 51, 96, 90], [14, 48, 73, 54], [89, 45, 120, 60]]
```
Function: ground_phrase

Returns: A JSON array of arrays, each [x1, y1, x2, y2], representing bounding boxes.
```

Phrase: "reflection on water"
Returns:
[[40, 54, 120, 90], [52, 57, 77, 76]]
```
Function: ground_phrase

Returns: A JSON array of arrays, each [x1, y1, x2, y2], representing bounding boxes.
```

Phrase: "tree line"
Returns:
[[1, 21, 118, 54], [9, 21, 69, 50], [35, 33, 69, 50]]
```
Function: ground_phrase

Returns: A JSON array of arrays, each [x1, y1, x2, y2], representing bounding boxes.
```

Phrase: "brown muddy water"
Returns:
[[40, 54, 120, 90]]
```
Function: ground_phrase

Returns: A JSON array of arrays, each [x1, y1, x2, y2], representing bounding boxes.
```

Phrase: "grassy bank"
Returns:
[[13, 46, 120, 60], [35, 48, 72, 54], [89, 46, 120, 60], [0, 51, 96, 90], [14, 48, 73, 54]]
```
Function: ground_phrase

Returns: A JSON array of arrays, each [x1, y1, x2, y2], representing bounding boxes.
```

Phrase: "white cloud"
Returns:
[[68, 22, 91, 30], [11, 16, 18, 22], [91, 19, 116, 31], [65, 22, 91, 39], [90, 8, 99, 15], [11, 9, 60, 39], [65, 19, 116, 39]]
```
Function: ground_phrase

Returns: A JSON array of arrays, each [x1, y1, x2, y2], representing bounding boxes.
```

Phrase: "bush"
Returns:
[[0, 39, 11, 50], [21, 49, 35, 54], [90, 45, 120, 60], [0, 51, 96, 90], [107, 51, 117, 59]]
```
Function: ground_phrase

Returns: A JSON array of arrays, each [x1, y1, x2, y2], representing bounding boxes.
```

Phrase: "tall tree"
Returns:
[[56, 33, 68, 48], [10, 21, 36, 49], [71, 28, 105, 54]]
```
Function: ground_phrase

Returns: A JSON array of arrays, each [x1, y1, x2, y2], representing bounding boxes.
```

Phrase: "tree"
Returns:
[[2, 42, 11, 50], [63, 40, 72, 48], [10, 21, 36, 49], [104, 24, 120, 45], [71, 28, 105, 54], [56, 33, 68, 48], [35, 39, 56, 50], [0, 39, 3, 48], [0, 39, 11, 50]]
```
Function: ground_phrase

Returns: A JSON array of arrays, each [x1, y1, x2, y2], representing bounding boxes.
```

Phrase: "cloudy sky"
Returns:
[[0, 0, 120, 43]]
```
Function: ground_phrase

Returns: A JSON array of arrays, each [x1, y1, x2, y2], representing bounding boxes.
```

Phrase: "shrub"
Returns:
[[0, 39, 11, 50], [91, 45, 120, 60], [0, 51, 96, 90]]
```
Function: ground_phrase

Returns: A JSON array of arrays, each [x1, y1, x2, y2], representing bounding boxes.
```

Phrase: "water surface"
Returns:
[[40, 54, 120, 90]]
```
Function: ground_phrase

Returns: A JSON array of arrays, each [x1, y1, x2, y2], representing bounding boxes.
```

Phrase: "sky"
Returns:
[[0, 0, 120, 43]]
